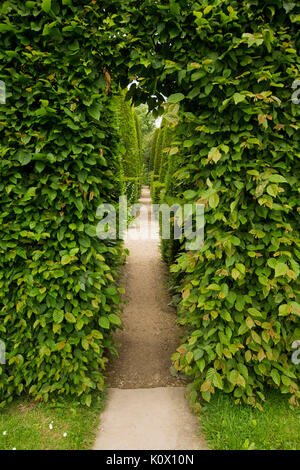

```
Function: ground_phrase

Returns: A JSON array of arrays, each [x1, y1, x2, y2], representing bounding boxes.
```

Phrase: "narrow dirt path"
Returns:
[[107, 186, 183, 389], [94, 186, 208, 450]]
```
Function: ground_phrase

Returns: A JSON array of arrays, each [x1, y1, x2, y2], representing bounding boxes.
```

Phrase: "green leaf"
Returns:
[[209, 193, 219, 209], [213, 371, 223, 389], [186, 351, 193, 364], [228, 369, 239, 384], [246, 317, 255, 329], [270, 369, 280, 386], [105, 287, 117, 297], [41, 0, 51, 13], [183, 190, 197, 200], [61, 255, 73, 265], [267, 184, 277, 197], [85, 225, 96, 237], [208, 147, 222, 163], [65, 312, 76, 323], [201, 390, 211, 402], [197, 358, 205, 373], [53, 310, 64, 324], [99, 317, 110, 329], [35, 161, 45, 173], [251, 330, 261, 344], [0, 23, 15, 32], [278, 304, 290, 316], [233, 93, 246, 104], [275, 263, 288, 277], [108, 314, 121, 326], [88, 103, 101, 120], [168, 93, 185, 104], [16, 150, 32, 165], [269, 175, 287, 183], [85, 394, 92, 407], [92, 329, 103, 339], [248, 308, 262, 317]]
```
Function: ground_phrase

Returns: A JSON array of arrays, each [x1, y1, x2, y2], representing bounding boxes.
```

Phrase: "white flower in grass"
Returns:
[[2, 431, 7, 435], [49, 422, 53, 430], [12, 447, 16, 450], [63, 432, 67, 437]]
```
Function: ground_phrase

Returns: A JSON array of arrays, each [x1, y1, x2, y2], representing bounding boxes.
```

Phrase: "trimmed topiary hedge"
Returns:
[[0, 0, 299, 410], [149, 128, 160, 173], [116, 92, 142, 204], [153, 127, 166, 176], [160, 1, 300, 408], [0, 0, 125, 406], [151, 181, 165, 205], [123, 177, 141, 206]]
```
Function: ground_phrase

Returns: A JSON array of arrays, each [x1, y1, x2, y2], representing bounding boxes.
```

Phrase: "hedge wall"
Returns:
[[0, 0, 125, 406], [116, 92, 142, 203], [149, 128, 159, 173], [159, 2, 300, 407], [0, 0, 299, 410], [153, 127, 166, 176]]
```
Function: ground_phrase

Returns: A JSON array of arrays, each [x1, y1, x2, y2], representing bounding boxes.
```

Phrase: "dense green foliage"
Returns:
[[149, 128, 160, 173], [0, 0, 126, 406], [159, 2, 300, 408], [151, 179, 164, 204], [116, 92, 142, 204], [135, 104, 156, 179], [0, 0, 299, 410], [135, 104, 156, 137], [150, 105, 178, 200], [153, 127, 165, 176]]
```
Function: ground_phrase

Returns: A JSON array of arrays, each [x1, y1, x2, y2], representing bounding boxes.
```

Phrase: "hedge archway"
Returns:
[[0, 0, 299, 408]]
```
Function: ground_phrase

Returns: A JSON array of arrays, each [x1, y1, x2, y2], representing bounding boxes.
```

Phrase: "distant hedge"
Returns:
[[149, 128, 159, 173], [0, 0, 299, 410], [150, 104, 178, 202]]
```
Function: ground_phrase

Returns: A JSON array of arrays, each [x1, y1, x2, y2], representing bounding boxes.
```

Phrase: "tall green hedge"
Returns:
[[133, 109, 142, 169], [120, 0, 299, 408], [158, 104, 179, 184], [0, 0, 299, 410], [149, 128, 159, 173], [153, 127, 166, 176], [158, 127, 171, 183], [160, 2, 300, 408], [116, 92, 142, 203], [0, 0, 124, 406]]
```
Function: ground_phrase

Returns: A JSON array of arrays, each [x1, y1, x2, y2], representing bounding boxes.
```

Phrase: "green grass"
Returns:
[[0, 396, 105, 450], [2, 389, 299, 450], [199, 389, 300, 450]]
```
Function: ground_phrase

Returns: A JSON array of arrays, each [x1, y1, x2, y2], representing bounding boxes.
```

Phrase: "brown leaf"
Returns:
[[103, 66, 111, 95]]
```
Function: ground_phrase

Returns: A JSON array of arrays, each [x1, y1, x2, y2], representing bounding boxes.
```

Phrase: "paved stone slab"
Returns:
[[93, 387, 208, 450]]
